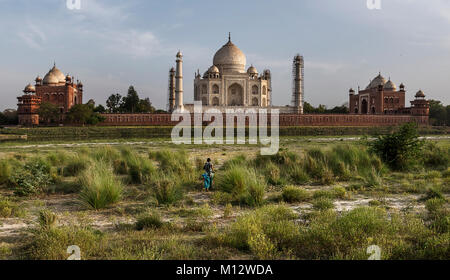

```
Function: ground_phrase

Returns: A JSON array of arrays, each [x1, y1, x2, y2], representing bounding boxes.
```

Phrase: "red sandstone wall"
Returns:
[[100, 113, 429, 127]]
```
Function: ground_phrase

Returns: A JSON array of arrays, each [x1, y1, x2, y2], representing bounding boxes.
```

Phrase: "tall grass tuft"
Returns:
[[78, 161, 123, 210], [0, 160, 12, 185], [217, 164, 266, 207], [152, 175, 184, 205]]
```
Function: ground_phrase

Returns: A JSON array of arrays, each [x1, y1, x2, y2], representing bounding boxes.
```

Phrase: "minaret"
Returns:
[[292, 54, 304, 114], [168, 67, 176, 112], [175, 51, 184, 110]]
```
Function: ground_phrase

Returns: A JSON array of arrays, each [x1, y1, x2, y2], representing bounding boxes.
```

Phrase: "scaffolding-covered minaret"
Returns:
[[291, 54, 304, 114], [167, 67, 176, 112]]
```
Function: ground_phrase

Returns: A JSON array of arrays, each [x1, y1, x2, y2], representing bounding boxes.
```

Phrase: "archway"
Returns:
[[361, 99, 368, 114], [371, 107, 376, 114], [212, 97, 219, 106], [227, 83, 244, 106], [252, 97, 259, 106]]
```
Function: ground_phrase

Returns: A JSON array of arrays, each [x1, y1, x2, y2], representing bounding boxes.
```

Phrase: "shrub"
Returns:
[[136, 211, 163, 230], [214, 205, 299, 255], [153, 176, 183, 205], [0, 196, 25, 218], [78, 161, 123, 210], [24, 225, 103, 260], [422, 142, 450, 169], [8, 158, 54, 196], [212, 191, 234, 205], [425, 198, 446, 214], [361, 168, 383, 188], [312, 197, 334, 211], [333, 186, 348, 199], [282, 186, 310, 203], [368, 123, 424, 170]]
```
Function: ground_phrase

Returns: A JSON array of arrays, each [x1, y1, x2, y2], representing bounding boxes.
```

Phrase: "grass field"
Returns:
[[0, 134, 448, 260]]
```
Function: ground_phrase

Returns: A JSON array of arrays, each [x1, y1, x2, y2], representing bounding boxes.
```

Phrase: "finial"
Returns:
[[228, 32, 231, 42], [54, 61, 56, 67]]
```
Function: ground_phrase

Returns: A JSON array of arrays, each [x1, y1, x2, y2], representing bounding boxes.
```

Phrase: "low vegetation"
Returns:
[[0, 125, 449, 260]]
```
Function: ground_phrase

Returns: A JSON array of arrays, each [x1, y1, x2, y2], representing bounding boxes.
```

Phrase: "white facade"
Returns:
[[193, 37, 272, 108]]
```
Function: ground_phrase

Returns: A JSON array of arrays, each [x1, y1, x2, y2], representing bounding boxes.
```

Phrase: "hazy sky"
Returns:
[[0, 0, 449, 111]]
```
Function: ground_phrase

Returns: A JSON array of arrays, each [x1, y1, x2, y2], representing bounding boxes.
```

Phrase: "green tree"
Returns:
[[37, 102, 60, 124], [106, 93, 122, 113], [447, 105, 450, 126], [65, 104, 105, 125], [369, 122, 424, 170], [121, 86, 140, 113], [429, 100, 447, 126], [0, 112, 7, 125], [2, 109, 18, 125], [94, 104, 106, 113], [136, 98, 155, 113]]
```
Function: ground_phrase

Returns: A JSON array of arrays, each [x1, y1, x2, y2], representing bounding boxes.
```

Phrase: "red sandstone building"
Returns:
[[17, 64, 83, 125], [349, 73, 429, 116]]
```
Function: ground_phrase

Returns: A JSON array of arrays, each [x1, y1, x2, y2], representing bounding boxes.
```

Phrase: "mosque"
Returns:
[[17, 64, 83, 125]]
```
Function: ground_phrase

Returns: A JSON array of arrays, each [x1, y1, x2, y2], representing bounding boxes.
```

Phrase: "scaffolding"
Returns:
[[291, 54, 304, 111], [167, 68, 176, 112]]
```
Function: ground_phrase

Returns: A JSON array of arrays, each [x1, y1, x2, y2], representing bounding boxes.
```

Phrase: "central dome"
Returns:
[[43, 64, 66, 85], [213, 37, 246, 73]]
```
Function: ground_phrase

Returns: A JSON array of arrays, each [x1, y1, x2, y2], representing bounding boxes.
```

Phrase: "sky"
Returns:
[[0, 0, 449, 111]]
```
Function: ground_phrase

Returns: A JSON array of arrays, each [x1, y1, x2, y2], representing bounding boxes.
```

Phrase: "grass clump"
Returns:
[[63, 154, 90, 177], [0, 195, 25, 218], [208, 205, 299, 259], [24, 225, 103, 260], [136, 211, 164, 230], [217, 164, 266, 207], [152, 176, 183, 205], [282, 186, 310, 203], [312, 197, 334, 211], [0, 160, 12, 185], [78, 161, 123, 210], [38, 210, 58, 230]]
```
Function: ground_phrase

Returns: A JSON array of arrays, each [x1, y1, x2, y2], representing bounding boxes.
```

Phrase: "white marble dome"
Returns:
[[213, 38, 246, 73]]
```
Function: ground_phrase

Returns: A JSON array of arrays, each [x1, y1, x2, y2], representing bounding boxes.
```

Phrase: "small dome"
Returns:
[[66, 75, 72, 82], [349, 88, 355, 93], [384, 79, 397, 91], [209, 65, 220, 74], [35, 76, 42, 82], [176, 51, 183, 58], [415, 90, 425, 98], [366, 73, 387, 89], [23, 83, 35, 93], [247, 65, 258, 75], [400, 83, 405, 88]]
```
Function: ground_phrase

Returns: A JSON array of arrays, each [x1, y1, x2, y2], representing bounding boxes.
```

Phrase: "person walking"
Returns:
[[203, 158, 215, 190]]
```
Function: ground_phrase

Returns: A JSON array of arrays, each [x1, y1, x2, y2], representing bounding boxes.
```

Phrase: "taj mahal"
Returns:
[[167, 34, 304, 114]]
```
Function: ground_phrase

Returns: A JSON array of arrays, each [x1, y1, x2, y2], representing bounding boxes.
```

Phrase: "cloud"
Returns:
[[105, 30, 169, 58], [17, 21, 47, 50]]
